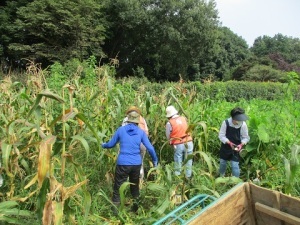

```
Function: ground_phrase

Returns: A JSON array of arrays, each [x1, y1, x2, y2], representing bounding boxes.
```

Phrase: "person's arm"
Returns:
[[218, 120, 230, 144], [141, 132, 158, 164], [240, 123, 250, 145], [142, 117, 149, 136], [165, 122, 172, 140], [102, 129, 120, 148]]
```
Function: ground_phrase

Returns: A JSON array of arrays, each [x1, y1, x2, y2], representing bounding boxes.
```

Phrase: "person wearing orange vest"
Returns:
[[122, 106, 149, 180], [165, 105, 193, 179]]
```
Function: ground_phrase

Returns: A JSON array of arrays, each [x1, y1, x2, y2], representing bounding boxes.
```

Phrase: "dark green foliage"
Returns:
[[242, 65, 287, 82], [251, 34, 300, 63], [102, 0, 220, 81], [203, 27, 251, 81], [251, 34, 300, 75], [5, 0, 107, 67]]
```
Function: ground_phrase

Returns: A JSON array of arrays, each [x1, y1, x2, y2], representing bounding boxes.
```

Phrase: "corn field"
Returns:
[[0, 62, 300, 224]]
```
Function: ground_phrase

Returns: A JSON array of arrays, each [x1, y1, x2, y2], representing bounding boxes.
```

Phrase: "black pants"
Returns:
[[112, 165, 141, 203]]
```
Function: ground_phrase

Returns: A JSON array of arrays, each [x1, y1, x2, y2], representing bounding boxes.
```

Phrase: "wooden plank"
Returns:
[[250, 183, 282, 225], [280, 192, 300, 218], [188, 183, 252, 225], [250, 183, 280, 209], [255, 202, 300, 225], [244, 182, 256, 225]]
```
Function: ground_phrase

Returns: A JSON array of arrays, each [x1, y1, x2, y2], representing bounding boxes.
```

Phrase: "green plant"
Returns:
[[0, 201, 32, 224], [282, 144, 300, 195]]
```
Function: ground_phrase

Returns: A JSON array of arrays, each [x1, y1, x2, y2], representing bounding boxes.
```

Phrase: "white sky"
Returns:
[[214, 0, 300, 47]]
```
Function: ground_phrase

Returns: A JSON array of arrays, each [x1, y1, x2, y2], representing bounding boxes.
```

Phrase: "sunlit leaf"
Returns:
[[62, 179, 88, 201], [119, 181, 131, 211], [24, 174, 38, 189], [1, 142, 13, 177], [53, 201, 63, 225], [38, 135, 56, 187], [257, 124, 270, 143]]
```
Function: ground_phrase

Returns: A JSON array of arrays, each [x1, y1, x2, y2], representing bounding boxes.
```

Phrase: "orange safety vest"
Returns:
[[169, 116, 192, 145]]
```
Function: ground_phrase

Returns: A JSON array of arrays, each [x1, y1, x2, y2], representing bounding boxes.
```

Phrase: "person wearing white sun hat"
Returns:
[[218, 107, 250, 177], [165, 105, 194, 179]]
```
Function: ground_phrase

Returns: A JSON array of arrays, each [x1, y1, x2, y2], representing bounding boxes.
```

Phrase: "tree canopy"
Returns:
[[2, 0, 107, 67], [0, 0, 299, 82]]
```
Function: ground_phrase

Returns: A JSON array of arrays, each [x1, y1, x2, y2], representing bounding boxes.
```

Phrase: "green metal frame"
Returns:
[[153, 194, 217, 225]]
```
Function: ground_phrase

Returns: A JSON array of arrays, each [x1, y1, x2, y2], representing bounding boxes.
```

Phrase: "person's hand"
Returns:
[[101, 143, 106, 148], [153, 161, 158, 167], [236, 144, 243, 151], [227, 141, 235, 149]]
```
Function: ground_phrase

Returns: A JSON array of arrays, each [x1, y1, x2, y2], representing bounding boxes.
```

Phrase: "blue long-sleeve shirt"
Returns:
[[102, 124, 158, 165]]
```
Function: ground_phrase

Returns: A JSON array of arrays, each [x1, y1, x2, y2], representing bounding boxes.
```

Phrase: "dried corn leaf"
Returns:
[[24, 173, 38, 189], [42, 200, 52, 225], [38, 135, 56, 187], [62, 108, 78, 122], [62, 179, 88, 201]]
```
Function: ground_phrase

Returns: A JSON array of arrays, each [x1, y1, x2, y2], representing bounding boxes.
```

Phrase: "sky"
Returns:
[[214, 0, 300, 47]]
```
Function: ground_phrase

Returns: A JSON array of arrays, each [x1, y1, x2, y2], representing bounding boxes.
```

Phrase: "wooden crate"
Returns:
[[187, 182, 300, 225]]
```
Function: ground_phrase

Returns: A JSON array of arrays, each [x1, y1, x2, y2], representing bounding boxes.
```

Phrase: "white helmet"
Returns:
[[166, 105, 178, 118]]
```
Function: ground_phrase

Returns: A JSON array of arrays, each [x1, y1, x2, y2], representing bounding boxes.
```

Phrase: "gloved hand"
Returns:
[[236, 144, 243, 151], [227, 141, 235, 149], [153, 161, 158, 167], [101, 143, 106, 148]]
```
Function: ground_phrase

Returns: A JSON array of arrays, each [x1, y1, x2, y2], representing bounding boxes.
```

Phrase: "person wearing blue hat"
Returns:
[[218, 107, 250, 177]]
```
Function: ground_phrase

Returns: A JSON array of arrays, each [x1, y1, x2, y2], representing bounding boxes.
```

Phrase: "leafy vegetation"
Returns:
[[0, 61, 299, 224]]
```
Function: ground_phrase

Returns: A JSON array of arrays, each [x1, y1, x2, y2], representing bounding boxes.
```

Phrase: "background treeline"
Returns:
[[1, 0, 300, 82]]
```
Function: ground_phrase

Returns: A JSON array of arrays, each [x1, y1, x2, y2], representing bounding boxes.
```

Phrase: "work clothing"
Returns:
[[218, 118, 250, 177], [102, 124, 157, 165], [102, 123, 158, 212], [174, 141, 194, 177], [219, 118, 250, 146], [112, 165, 140, 203], [166, 114, 193, 178], [168, 116, 192, 145]]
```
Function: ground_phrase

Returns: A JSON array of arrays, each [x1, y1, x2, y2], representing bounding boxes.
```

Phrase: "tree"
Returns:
[[0, 0, 33, 69], [4, 0, 107, 68], [102, 0, 220, 81], [203, 26, 250, 81], [242, 64, 287, 82], [251, 34, 300, 63]]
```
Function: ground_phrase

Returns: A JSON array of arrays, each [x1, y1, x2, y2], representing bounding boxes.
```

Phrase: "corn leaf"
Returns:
[[38, 135, 56, 187], [82, 191, 91, 225], [1, 142, 13, 177], [27, 90, 64, 118], [62, 179, 88, 201], [71, 135, 90, 158], [53, 201, 63, 225]]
